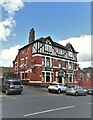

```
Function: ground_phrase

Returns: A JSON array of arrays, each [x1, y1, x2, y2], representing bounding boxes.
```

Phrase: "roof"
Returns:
[[65, 42, 78, 53], [83, 67, 93, 71], [18, 36, 78, 53]]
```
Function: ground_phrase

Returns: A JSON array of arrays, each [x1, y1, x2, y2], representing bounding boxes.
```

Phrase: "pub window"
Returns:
[[45, 44, 49, 51], [68, 51, 73, 58], [22, 73, 24, 79], [68, 62, 73, 70], [46, 72, 50, 82], [42, 72, 45, 82], [46, 57, 50, 67], [58, 61, 62, 68], [25, 73, 27, 79], [51, 58, 53, 67], [51, 73, 53, 82], [58, 48, 62, 55], [26, 48, 28, 54], [42, 57, 45, 66]]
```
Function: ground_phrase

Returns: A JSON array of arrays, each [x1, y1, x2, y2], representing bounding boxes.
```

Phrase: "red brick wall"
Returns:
[[62, 60, 66, 68]]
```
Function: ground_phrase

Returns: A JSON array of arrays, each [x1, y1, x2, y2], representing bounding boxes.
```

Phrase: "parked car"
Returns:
[[48, 82, 67, 94], [87, 87, 93, 95], [2, 79, 23, 95], [0, 78, 4, 91], [66, 85, 87, 96]]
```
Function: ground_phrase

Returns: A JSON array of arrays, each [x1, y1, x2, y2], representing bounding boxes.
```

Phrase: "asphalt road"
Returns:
[[1, 85, 93, 119]]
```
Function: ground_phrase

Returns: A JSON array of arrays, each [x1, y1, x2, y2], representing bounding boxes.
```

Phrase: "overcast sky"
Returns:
[[0, 0, 91, 69]]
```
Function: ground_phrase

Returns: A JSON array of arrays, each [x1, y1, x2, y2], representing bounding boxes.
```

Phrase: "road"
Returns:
[[1, 85, 92, 119]]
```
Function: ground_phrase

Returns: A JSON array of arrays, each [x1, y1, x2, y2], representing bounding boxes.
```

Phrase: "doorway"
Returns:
[[59, 77, 62, 83]]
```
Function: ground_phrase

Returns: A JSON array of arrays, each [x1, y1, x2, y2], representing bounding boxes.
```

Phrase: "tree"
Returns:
[[3, 71, 15, 79]]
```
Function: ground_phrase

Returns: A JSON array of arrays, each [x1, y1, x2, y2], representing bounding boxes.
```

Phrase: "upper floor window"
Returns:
[[45, 44, 52, 52], [87, 73, 90, 77], [32, 43, 37, 53], [46, 57, 50, 67], [45, 44, 49, 51], [51, 58, 53, 67], [42, 57, 45, 66], [58, 48, 62, 55], [68, 62, 73, 70], [21, 59, 24, 66], [68, 51, 73, 58], [26, 48, 28, 54], [22, 50, 24, 55], [58, 60, 62, 68]]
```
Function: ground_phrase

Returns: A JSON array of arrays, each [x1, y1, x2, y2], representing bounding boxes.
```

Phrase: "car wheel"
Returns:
[[58, 89, 61, 94], [5, 89, 9, 95], [48, 90, 51, 93], [75, 92, 78, 96], [18, 92, 22, 94], [84, 92, 87, 96]]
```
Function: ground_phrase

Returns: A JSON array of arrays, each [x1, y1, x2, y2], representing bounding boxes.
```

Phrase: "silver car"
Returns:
[[66, 85, 87, 96]]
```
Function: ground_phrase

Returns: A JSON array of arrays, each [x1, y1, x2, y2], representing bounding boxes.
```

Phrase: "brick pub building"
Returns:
[[13, 28, 78, 86]]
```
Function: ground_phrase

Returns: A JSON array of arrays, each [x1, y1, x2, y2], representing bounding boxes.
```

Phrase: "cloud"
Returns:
[[58, 35, 91, 69], [0, 45, 22, 67], [0, 18, 16, 41], [0, 0, 24, 15], [0, 0, 24, 41]]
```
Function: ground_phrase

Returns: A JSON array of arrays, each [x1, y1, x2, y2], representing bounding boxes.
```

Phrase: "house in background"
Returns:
[[13, 28, 78, 86], [77, 67, 93, 89], [0, 67, 13, 78]]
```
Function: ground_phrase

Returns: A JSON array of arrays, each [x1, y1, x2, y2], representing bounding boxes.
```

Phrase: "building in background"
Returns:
[[13, 28, 78, 86], [0, 67, 13, 78], [77, 67, 93, 89]]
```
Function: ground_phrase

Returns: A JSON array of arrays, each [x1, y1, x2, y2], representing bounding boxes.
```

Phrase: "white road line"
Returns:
[[89, 103, 93, 104], [24, 105, 75, 117]]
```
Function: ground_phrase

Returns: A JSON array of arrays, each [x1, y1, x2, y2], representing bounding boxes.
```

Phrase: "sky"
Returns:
[[0, 0, 92, 69]]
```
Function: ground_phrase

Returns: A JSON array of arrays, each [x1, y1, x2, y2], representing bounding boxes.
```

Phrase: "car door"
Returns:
[[78, 86, 84, 95], [2, 80, 6, 92]]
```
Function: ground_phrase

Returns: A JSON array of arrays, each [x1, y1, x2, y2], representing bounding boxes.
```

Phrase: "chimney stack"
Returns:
[[29, 28, 35, 43]]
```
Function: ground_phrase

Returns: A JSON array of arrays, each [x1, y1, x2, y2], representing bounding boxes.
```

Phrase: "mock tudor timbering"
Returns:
[[13, 28, 78, 85]]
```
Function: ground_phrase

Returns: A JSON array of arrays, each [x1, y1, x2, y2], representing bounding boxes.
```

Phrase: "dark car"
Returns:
[[87, 87, 93, 95], [2, 79, 23, 95], [0, 78, 4, 91]]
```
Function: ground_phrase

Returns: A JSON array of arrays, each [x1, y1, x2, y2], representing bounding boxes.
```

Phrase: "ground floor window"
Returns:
[[22, 73, 24, 79], [46, 72, 50, 82], [42, 72, 53, 82], [66, 74, 73, 83], [42, 72, 45, 82]]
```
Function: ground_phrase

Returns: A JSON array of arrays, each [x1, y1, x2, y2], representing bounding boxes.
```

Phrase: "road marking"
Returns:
[[24, 105, 75, 117], [89, 103, 93, 104]]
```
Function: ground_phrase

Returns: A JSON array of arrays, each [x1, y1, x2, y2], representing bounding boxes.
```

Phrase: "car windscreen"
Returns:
[[12, 81, 21, 85], [50, 83, 58, 86]]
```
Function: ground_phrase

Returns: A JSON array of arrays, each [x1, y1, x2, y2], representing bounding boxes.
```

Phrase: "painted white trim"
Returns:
[[32, 54, 77, 63], [29, 81, 42, 83], [21, 58, 24, 60], [35, 64, 42, 67]]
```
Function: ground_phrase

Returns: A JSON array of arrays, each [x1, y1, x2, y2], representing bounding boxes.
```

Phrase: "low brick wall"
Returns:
[[29, 82, 50, 88], [22, 80, 29, 85], [81, 81, 93, 89], [67, 81, 93, 89], [22, 79, 93, 89]]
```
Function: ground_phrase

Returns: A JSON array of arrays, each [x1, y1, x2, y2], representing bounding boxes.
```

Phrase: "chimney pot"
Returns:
[[29, 28, 35, 43]]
